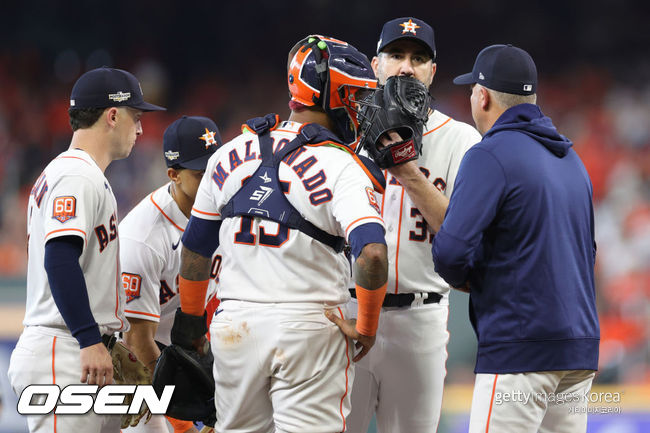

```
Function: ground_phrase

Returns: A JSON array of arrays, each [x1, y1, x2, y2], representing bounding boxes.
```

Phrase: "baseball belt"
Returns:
[[349, 289, 442, 308]]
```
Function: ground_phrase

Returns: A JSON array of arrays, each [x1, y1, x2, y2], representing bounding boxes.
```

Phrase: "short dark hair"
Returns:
[[68, 107, 106, 131]]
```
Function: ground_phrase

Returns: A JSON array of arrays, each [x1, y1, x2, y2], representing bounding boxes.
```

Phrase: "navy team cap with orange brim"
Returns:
[[70, 67, 166, 112]]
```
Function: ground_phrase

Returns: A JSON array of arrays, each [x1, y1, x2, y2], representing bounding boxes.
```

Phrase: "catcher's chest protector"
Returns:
[[220, 115, 346, 252]]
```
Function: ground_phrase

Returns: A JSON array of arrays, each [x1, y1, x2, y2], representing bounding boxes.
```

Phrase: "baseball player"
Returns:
[[120, 116, 222, 433], [170, 35, 389, 433], [8, 67, 165, 433], [346, 18, 482, 433]]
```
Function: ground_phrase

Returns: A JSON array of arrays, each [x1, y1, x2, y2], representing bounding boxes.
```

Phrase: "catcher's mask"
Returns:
[[288, 35, 378, 144], [356, 75, 430, 157]]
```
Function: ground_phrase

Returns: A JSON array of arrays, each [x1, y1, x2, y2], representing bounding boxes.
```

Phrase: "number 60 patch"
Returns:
[[52, 196, 76, 223]]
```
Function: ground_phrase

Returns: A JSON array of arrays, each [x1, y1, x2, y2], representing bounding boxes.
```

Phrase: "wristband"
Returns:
[[355, 282, 387, 336], [179, 276, 209, 316]]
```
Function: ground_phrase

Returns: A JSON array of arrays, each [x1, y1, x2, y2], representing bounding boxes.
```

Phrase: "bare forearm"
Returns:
[[123, 319, 160, 374], [354, 243, 388, 289], [180, 246, 211, 281], [388, 162, 448, 232]]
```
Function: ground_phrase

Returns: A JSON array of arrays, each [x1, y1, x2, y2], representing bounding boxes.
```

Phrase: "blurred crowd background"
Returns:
[[1, 0, 649, 431]]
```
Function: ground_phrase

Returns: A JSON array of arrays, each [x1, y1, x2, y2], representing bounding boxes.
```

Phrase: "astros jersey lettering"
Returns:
[[347, 109, 481, 433], [381, 110, 481, 299], [119, 184, 220, 346], [24, 148, 127, 334], [191, 120, 384, 304]]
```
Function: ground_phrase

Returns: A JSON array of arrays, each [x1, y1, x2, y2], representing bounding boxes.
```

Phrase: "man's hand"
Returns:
[[80, 342, 113, 386], [325, 311, 376, 362]]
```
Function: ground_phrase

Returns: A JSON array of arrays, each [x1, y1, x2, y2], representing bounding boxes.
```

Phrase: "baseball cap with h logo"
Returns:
[[163, 116, 222, 170], [377, 17, 436, 60]]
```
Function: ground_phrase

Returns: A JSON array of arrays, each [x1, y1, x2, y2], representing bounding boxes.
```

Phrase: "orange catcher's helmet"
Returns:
[[288, 35, 377, 144]]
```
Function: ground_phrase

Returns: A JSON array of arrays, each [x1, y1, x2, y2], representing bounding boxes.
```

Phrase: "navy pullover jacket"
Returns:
[[432, 104, 599, 374]]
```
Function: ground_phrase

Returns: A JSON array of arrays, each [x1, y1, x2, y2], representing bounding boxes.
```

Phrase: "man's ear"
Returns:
[[105, 107, 119, 127], [167, 167, 180, 183], [371, 56, 380, 77], [480, 86, 491, 111]]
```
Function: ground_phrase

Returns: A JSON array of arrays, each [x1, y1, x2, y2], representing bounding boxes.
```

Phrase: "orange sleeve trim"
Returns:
[[345, 216, 384, 236], [45, 228, 87, 242], [485, 374, 499, 433], [124, 310, 161, 319], [337, 306, 351, 432], [150, 193, 185, 232], [423, 117, 452, 136], [179, 276, 209, 316], [355, 283, 387, 336], [165, 415, 195, 432], [192, 207, 221, 217]]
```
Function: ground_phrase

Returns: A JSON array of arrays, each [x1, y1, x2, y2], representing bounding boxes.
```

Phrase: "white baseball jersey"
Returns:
[[381, 109, 481, 299], [191, 120, 385, 304], [23, 148, 127, 335], [347, 109, 481, 433], [119, 183, 220, 346]]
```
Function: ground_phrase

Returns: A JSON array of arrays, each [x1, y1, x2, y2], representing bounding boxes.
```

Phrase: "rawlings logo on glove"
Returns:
[[357, 76, 430, 168]]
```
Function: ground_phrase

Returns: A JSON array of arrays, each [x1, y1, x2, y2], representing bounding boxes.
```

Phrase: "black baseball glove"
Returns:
[[357, 75, 430, 168], [152, 343, 216, 424]]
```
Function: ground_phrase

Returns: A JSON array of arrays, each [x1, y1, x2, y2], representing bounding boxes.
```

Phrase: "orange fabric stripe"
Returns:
[[165, 415, 195, 432], [394, 188, 405, 293], [124, 310, 161, 319], [337, 307, 350, 433], [52, 336, 57, 433], [423, 117, 452, 136], [191, 207, 221, 217], [179, 276, 209, 316], [349, 153, 385, 194], [45, 228, 87, 241], [345, 216, 384, 236], [150, 193, 185, 232], [380, 171, 387, 217], [486, 374, 499, 433]]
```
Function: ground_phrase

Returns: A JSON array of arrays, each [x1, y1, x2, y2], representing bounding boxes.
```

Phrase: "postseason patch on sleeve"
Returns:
[[122, 273, 142, 303], [366, 187, 381, 214], [52, 196, 77, 223]]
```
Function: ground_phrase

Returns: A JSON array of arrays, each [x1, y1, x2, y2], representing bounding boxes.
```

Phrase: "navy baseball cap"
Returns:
[[453, 44, 537, 95], [70, 67, 166, 111], [163, 116, 221, 170], [377, 17, 436, 60]]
